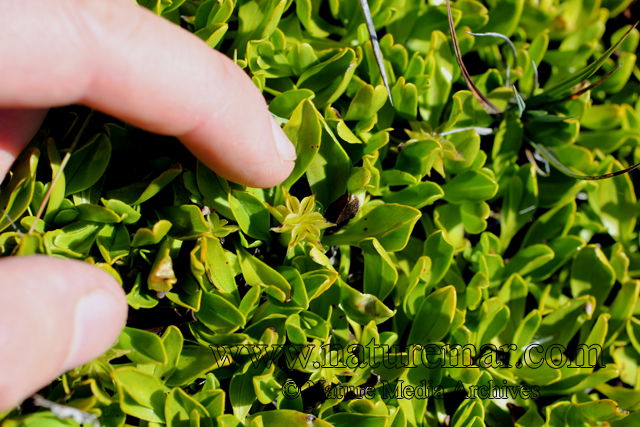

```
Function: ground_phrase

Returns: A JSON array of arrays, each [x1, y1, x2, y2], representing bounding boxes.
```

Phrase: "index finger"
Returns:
[[0, 0, 296, 188]]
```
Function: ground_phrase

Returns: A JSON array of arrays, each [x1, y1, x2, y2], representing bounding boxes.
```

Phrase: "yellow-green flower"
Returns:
[[267, 188, 334, 254]]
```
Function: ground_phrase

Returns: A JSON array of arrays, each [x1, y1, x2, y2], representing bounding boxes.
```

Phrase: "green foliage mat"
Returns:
[[2, 0, 640, 426]]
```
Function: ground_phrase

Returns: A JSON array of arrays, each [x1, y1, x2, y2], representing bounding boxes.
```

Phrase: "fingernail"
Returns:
[[270, 116, 297, 161], [62, 291, 124, 372]]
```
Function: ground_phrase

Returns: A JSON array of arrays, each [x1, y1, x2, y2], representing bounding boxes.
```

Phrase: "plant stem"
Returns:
[[28, 109, 95, 234]]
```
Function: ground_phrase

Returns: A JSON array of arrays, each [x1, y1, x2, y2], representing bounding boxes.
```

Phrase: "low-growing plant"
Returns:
[[2, 0, 640, 426]]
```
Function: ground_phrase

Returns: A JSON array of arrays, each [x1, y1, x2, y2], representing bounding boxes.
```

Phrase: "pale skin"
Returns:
[[0, 0, 296, 411]]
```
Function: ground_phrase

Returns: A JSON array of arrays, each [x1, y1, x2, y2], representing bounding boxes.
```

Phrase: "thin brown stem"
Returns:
[[28, 109, 95, 234]]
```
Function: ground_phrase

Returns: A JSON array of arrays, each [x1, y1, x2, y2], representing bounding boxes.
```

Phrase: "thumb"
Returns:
[[0, 256, 128, 412], [0, 108, 48, 181]]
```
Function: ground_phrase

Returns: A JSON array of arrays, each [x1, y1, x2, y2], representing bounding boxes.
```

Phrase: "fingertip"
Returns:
[[61, 287, 128, 374], [0, 108, 48, 180], [270, 115, 297, 162], [180, 110, 296, 189], [0, 256, 127, 412]]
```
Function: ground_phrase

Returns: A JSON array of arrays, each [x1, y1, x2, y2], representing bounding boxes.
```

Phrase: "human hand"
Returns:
[[0, 0, 296, 411]]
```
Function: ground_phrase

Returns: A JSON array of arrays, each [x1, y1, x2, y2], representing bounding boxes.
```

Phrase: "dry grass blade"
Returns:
[[1, 207, 23, 236], [358, 0, 393, 106], [60, 112, 79, 142], [531, 59, 539, 98], [548, 62, 625, 105], [527, 21, 638, 108], [445, 0, 501, 115], [529, 139, 640, 180], [28, 109, 95, 234], [525, 149, 549, 176], [33, 394, 100, 427], [468, 31, 517, 87], [513, 86, 525, 117]]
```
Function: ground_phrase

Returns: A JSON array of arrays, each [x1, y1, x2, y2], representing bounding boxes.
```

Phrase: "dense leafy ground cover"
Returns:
[[2, 0, 640, 425]]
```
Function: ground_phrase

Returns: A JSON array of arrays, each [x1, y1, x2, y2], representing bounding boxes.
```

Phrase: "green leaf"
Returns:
[[287, 43, 320, 76], [607, 281, 640, 346], [323, 203, 421, 252], [510, 309, 541, 363], [126, 274, 160, 309], [576, 399, 629, 422], [255, 266, 309, 319], [44, 139, 66, 224], [529, 236, 585, 281], [466, 272, 489, 311], [154, 326, 183, 384], [536, 296, 595, 349], [196, 0, 234, 29], [280, 99, 323, 190], [443, 128, 481, 175], [156, 205, 211, 240], [294, 0, 341, 37], [74, 204, 121, 223], [420, 31, 454, 126], [324, 412, 387, 427], [522, 201, 575, 247], [131, 220, 173, 247], [148, 237, 178, 293], [475, 297, 510, 347], [102, 199, 142, 224], [345, 84, 389, 121], [460, 201, 490, 234], [582, 104, 624, 130], [204, 236, 240, 297], [165, 345, 229, 387], [451, 400, 484, 427], [114, 327, 167, 365], [269, 89, 315, 119], [492, 114, 523, 174], [298, 48, 360, 108], [441, 169, 498, 203], [235, 243, 291, 302], [111, 367, 166, 423], [229, 190, 271, 242], [97, 223, 130, 264], [44, 220, 104, 258], [197, 162, 233, 219], [306, 118, 352, 208], [0, 148, 39, 233], [165, 388, 212, 427], [407, 285, 456, 345], [104, 163, 182, 205], [64, 134, 111, 196], [497, 274, 527, 342], [231, 0, 287, 56], [196, 291, 246, 334], [571, 245, 616, 310], [391, 77, 418, 121], [361, 237, 398, 301], [195, 23, 228, 49], [192, 389, 225, 419], [503, 244, 554, 278], [358, 0, 392, 106], [229, 362, 262, 421], [423, 230, 455, 286], [394, 139, 441, 180], [500, 164, 538, 250], [382, 182, 444, 209], [248, 411, 333, 427], [340, 279, 395, 325], [587, 159, 637, 245]]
